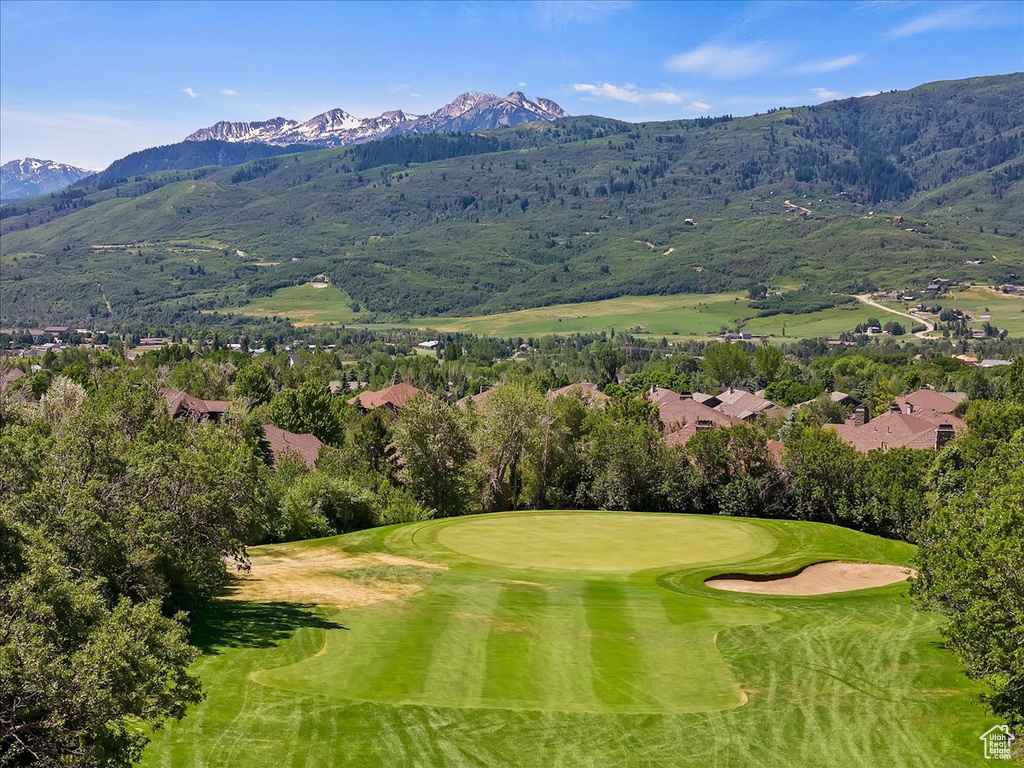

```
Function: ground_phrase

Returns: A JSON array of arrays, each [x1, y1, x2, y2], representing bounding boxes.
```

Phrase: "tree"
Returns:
[[702, 343, 752, 387], [783, 426, 865, 524], [270, 382, 346, 446], [476, 383, 547, 511], [350, 408, 395, 477], [861, 447, 931, 540], [235, 364, 274, 407], [38, 375, 87, 432], [582, 394, 668, 511], [913, 431, 1024, 729], [392, 395, 475, 517], [0, 514, 203, 765], [754, 345, 785, 385], [279, 473, 375, 539]]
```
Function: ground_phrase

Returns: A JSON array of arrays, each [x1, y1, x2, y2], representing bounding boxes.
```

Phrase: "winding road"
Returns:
[[855, 294, 935, 339]]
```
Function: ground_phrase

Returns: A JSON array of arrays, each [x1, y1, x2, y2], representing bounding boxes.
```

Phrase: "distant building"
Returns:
[[417, 340, 440, 350]]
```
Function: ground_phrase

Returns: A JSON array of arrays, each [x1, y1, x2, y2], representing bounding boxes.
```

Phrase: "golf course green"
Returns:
[[141, 512, 999, 766]]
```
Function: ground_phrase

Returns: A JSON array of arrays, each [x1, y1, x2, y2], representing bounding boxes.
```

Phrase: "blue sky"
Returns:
[[1, 0, 1021, 169]]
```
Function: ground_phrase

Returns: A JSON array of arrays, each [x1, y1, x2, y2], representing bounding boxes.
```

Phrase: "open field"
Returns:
[[142, 511, 996, 766], [231, 283, 359, 324], [237, 286, 883, 339]]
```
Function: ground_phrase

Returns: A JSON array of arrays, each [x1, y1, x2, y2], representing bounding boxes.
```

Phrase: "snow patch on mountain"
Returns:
[[181, 91, 567, 149], [1, 158, 96, 202]]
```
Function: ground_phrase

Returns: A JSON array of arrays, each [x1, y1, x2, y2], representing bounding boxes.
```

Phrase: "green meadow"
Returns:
[[141, 512, 996, 767], [233, 283, 360, 325], [235, 286, 884, 339]]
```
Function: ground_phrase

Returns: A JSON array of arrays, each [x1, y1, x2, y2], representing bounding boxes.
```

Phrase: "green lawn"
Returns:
[[142, 512, 997, 767]]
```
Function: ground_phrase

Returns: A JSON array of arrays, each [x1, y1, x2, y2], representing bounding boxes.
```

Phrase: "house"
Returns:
[[348, 382, 423, 412], [287, 353, 300, 369], [830, 411, 961, 452], [261, 424, 322, 469], [417, 340, 440, 350], [161, 388, 232, 422], [713, 387, 789, 421], [43, 326, 70, 336], [649, 388, 741, 433], [547, 382, 609, 405], [980, 359, 1012, 368]]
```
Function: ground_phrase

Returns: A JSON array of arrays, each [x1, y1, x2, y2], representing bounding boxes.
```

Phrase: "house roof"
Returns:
[[161, 387, 231, 418], [261, 424, 322, 469], [714, 390, 788, 420], [897, 389, 966, 414], [652, 392, 741, 431], [830, 411, 960, 453], [0, 368, 26, 389], [456, 386, 498, 410], [348, 382, 423, 410], [547, 382, 609, 404]]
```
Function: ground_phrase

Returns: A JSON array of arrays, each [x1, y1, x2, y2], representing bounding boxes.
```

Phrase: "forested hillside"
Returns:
[[1, 74, 1022, 328]]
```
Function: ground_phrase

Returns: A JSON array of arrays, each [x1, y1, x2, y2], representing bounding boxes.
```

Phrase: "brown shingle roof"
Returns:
[[261, 424, 322, 469], [830, 411, 962, 453], [161, 387, 231, 419], [348, 382, 423, 411], [653, 393, 740, 432], [897, 389, 966, 414]]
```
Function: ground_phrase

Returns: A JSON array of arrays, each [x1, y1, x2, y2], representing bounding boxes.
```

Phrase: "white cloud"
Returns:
[[0, 105, 158, 169], [572, 82, 683, 105], [791, 54, 863, 74], [221, 88, 237, 96], [408, 92, 422, 98], [811, 87, 844, 101], [181, 87, 198, 99], [664, 42, 779, 79], [690, 100, 711, 111], [887, 3, 997, 38], [518, 81, 527, 87], [533, 0, 631, 28]]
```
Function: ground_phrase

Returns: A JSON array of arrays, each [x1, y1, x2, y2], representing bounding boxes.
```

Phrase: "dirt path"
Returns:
[[706, 561, 915, 596], [855, 294, 935, 338]]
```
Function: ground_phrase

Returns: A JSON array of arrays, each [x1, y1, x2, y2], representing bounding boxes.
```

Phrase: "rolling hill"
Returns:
[[1, 74, 1022, 329]]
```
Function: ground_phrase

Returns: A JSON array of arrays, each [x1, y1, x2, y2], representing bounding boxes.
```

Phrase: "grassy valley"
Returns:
[[1, 74, 1023, 331]]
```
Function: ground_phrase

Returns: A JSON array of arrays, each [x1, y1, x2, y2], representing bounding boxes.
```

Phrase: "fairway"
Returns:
[[143, 512, 998, 766]]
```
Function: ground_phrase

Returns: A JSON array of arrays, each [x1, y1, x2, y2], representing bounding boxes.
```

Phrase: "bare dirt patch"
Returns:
[[706, 561, 914, 596], [226, 546, 447, 610]]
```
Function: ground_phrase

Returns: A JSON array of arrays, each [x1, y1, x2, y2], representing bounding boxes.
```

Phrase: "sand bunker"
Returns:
[[226, 547, 447, 610], [706, 561, 915, 596]]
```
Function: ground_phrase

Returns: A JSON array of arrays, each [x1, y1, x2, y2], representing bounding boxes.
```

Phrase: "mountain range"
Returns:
[[184, 91, 566, 147], [1, 74, 1022, 330], [0, 158, 94, 202]]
